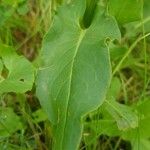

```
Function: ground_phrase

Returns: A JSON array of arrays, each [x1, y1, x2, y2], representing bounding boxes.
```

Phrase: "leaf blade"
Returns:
[[36, 1, 120, 149]]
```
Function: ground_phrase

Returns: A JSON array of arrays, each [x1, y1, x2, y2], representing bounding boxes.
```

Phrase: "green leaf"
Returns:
[[0, 59, 3, 75], [105, 100, 138, 130], [2, 0, 25, 7], [122, 99, 150, 140], [107, 77, 121, 98], [105, 78, 138, 130], [0, 5, 15, 27], [132, 139, 150, 150], [0, 0, 26, 27], [17, 2, 29, 15], [36, 0, 120, 149], [144, 0, 150, 32], [85, 119, 120, 139], [32, 109, 47, 123], [85, 99, 150, 148], [0, 44, 35, 94], [84, 118, 119, 148], [0, 107, 23, 138], [108, 0, 143, 24]]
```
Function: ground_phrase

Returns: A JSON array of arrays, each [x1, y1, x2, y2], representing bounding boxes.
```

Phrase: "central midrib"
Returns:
[[61, 29, 86, 149]]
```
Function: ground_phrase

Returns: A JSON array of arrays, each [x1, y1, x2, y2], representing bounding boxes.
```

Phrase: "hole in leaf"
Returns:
[[20, 79, 24, 82]]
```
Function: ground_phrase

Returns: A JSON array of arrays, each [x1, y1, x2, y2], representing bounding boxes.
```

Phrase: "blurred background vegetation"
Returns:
[[0, 0, 150, 149]]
